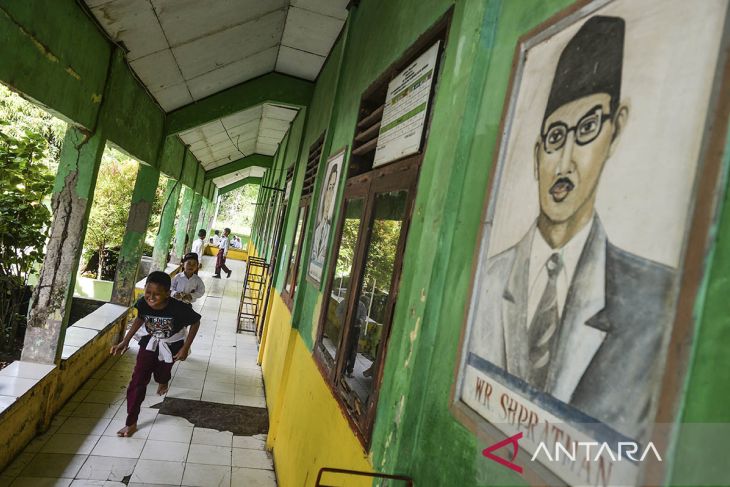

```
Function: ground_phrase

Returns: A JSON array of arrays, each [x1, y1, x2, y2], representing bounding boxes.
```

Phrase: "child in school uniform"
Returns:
[[110, 271, 201, 437], [190, 229, 206, 270], [171, 252, 205, 305]]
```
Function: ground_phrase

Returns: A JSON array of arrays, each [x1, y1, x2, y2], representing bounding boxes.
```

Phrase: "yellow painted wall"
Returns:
[[0, 317, 125, 471], [261, 293, 295, 437], [205, 245, 248, 261], [261, 291, 374, 486]]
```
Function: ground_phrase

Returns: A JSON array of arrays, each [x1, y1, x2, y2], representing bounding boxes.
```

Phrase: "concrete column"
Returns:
[[185, 192, 203, 252], [172, 186, 194, 262], [202, 198, 211, 231], [200, 199, 211, 234], [111, 164, 160, 305], [211, 195, 221, 232], [22, 128, 106, 364], [151, 179, 181, 272]]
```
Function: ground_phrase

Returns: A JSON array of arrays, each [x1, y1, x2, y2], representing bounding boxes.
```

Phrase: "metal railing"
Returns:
[[315, 467, 414, 486]]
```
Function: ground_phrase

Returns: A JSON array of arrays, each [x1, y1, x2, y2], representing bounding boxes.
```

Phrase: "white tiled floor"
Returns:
[[0, 257, 277, 487]]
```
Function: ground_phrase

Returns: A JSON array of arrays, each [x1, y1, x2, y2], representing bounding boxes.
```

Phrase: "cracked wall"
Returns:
[[22, 128, 105, 364]]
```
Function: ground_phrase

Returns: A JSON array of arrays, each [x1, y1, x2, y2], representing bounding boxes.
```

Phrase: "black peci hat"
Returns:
[[544, 15, 625, 122]]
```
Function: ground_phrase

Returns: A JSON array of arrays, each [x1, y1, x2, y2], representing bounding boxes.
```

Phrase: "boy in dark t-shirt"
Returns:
[[110, 271, 201, 437]]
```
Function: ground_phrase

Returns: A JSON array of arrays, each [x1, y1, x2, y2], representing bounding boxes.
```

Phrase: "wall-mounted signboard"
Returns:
[[373, 41, 440, 167]]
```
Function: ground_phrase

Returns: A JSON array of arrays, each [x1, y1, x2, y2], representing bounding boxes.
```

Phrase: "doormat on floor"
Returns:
[[151, 397, 268, 435]]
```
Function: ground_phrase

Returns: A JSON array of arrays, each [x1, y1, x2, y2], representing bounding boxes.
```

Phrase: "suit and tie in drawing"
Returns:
[[309, 163, 339, 282], [467, 16, 676, 439]]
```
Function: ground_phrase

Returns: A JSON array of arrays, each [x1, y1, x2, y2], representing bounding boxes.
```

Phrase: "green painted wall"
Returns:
[[186, 193, 203, 250], [100, 49, 164, 166], [272, 109, 308, 291], [0, 0, 206, 189], [165, 73, 314, 136], [174, 186, 194, 260], [151, 178, 182, 271], [204, 154, 273, 181], [181, 151, 198, 189], [253, 0, 729, 485], [0, 0, 110, 130], [159, 136, 186, 179], [263, 130, 291, 264], [112, 163, 160, 305], [259, 1, 730, 487], [370, 1, 555, 482], [286, 31, 347, 333], [194, 165, 205, 194]]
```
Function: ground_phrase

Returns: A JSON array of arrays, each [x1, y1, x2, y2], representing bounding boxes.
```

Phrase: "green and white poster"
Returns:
[[373, 41, 440, 167]]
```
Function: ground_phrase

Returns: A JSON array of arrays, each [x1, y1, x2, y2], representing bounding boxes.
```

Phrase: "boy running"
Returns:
[[110, 271, 201, 437]]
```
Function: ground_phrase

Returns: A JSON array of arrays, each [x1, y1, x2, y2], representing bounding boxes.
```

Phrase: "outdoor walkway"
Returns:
[[0, 256, 277, 487]]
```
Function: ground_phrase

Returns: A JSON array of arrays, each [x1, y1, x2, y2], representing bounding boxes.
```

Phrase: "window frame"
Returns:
[[314, 178, 370, 376], [312, 10, 452, 447], [314, 156, 420, 444]]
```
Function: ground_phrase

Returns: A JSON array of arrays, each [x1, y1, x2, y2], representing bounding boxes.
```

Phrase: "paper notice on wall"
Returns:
[[373, 41, 440, 167]]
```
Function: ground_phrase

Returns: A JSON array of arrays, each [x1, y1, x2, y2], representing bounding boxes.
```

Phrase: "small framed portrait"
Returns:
[[308, 149, 346, 284], [453, 0, 730, 485]]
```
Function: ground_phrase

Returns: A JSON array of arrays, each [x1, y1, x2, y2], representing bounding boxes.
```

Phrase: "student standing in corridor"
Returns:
[[213, 227, 232, 279]]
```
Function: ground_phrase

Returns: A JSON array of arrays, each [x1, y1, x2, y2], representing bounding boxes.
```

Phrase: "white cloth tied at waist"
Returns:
[[145, 329, 186, 363]]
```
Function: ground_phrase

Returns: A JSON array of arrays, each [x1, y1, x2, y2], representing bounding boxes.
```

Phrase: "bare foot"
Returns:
[[117, 424, 137, 437], [157, 383, 169, 395]]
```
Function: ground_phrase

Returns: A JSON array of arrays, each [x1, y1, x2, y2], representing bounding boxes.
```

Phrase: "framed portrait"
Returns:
[[308, 148, 347, 284], [453, 0, 730, 485]]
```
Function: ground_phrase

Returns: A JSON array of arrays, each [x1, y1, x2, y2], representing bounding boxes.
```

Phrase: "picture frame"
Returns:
[[451, 1, 730, 485], [307, 148, 347, 284]]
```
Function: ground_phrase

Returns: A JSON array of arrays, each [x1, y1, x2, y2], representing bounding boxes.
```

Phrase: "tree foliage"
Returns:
[[216, 184, 259, 235], [0, 85, 64, 357], [0, 85, 66, 174], [0, 127, 54, 352], [362, 219, 401, 292], [82, 148, 138, 279]]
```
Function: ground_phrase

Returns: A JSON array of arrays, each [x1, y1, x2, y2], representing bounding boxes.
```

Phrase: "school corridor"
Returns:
[[2, 1, 730, 486], [0, 257, 277, 487]]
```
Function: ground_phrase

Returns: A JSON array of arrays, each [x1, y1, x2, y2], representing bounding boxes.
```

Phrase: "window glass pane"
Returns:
[[285, 206, 306, 295], [342, 190, 408, 407], [321, 198, 365, 363]]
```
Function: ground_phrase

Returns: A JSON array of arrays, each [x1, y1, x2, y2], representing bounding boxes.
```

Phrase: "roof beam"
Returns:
[[219, 177, 262, 195], [205, 154, 273, 180], [165, 73, 313, 136]]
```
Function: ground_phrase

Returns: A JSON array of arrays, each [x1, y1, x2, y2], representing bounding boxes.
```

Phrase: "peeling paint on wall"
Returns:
[[65, 66, 81, 80], [127, 200, 152, 233], [24, 169, 87, 363], [403, 316, 421, 369], [0, 6, 87, 83]]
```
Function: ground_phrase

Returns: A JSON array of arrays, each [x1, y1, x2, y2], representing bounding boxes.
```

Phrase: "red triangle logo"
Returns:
[[482, 432, 524, 474]]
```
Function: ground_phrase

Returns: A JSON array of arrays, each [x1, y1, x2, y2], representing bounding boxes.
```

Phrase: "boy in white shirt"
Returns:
[[190, 229, 206, 269], [171, 253, 206, 304], [212, 228, 232, 278]]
